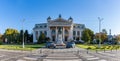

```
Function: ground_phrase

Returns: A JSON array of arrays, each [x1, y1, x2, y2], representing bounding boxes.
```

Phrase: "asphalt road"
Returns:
[[0, 48, 119, 61]]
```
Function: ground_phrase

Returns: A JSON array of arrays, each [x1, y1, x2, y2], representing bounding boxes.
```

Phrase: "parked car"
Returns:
[[103, 40, 117, 45], [66, 41, 75, 48], [75, 40, 84, 44], [46, 42, 56, 48]]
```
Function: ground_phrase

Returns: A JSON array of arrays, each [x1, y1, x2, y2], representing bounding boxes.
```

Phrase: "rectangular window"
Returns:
[[74, 26, 75, 28], [73, 37, 75, 40], [73, 31, 76, 35], [40, 26, 42, 28], [44, 25, 47, 28], [40, 31, 42, 35], [77, 31, 80, 36], [44, 31, 47, 36], [36, 26, 38, 28]]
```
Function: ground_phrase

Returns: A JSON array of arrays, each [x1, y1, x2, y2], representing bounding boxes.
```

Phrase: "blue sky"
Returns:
[[0, 0, 120, 35]]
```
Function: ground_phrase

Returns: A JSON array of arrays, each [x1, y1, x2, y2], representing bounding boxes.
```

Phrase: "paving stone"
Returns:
[[46, 56, 79, 59], [98, 59, 107, 61], [17, 59, 26, 61], [0, 55, 5, 58], [43, 59, 82, 61], [85, 56, 94, 58], [87, 57, 99, 60], [24, 57, 38, 61]]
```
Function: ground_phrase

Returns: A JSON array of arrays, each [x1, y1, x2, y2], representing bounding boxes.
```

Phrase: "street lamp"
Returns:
[[22, 19, 25, 48], [98, 17, 103, 48]]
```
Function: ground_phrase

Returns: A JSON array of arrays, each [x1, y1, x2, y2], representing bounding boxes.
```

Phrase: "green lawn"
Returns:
[[0, 43, 45, 51], [76, 44, 120, 51]]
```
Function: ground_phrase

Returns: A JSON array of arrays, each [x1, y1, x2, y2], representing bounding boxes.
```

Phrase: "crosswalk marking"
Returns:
[[24, 57, 38, 61], [98, 59, 107, 61], [17, 59, 26, 61], [87, 57, 99, 60]]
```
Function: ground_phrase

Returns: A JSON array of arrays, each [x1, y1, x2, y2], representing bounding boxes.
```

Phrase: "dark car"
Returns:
[[75, 40, 84, 44], [46, 42, 56, 48], [66, 42, 75, 48]]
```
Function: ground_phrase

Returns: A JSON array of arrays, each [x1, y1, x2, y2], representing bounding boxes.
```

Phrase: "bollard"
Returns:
[[104, 49, 105, 52], [96, 49, 97, 53], [52, 50, 53, 53], [87, 47, 91, 54], [40, 49, 42, 53], [111, 49, 112, 52], [116, 48, 117, 52], [87, 49, 88, 54], [77, 50, 79, 54]]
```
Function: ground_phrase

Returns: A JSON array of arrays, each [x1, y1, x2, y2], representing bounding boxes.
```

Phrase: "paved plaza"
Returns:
[[0, 48, 119, 61]]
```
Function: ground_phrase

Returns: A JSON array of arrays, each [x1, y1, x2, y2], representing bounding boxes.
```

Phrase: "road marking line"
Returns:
[[87, 57, 99, 60]]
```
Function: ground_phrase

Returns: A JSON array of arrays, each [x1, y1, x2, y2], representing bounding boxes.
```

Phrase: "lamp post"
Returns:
[[98, 17, 103, 48], [22, 19, 25, 48]]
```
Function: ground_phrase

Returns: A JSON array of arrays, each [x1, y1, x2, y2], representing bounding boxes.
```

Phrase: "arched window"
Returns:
[[51, 29, 55, 35]]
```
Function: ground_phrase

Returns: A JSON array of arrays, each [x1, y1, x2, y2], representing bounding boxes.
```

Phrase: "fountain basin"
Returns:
[[55, 44, 66, 49]]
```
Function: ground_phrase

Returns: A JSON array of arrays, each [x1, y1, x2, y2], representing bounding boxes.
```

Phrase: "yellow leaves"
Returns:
[[5, 28, 19, 35]]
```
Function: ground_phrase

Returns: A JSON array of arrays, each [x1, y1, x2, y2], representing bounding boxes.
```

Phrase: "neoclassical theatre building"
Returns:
[[33, 15, 85, 43]]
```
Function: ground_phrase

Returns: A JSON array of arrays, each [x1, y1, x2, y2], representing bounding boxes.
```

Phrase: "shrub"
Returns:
[[0, 40, 3, 45], [87, 47, 92, 50]]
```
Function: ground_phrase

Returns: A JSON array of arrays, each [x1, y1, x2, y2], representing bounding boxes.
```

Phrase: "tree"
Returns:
[[95, 33, 107, 43], [29, 34, 33, 43], [0, 34, 2, 40], [24, 30, 29, 43], [4, 28, 19, 44], [81, 28, 94, 44], [45, 37, 50, 42], [38, 33, 46, 43], [116, 35, 120, 43], [18, 30, 23, 44], [102, 29, 107, 34], [0, 34, 3, 42]]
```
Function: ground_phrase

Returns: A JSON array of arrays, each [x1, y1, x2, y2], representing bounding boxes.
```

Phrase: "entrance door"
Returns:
[[65, 36, 68, 41], [52, 36, 55, 41]]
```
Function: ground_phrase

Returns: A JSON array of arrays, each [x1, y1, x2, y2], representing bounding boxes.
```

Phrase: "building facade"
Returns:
[[33, 15, 85, 43]]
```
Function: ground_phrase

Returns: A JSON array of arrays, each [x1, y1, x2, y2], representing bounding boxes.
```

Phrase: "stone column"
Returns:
[[38, 31, 40, 38], [62, 27, 65, 41], [69, 26, 73, 40], [56, 27, 58, 42], [75, 30, 77, 40], [49, 27, 52, 41], [33, 31, 37, 43], [68, 29, 71, 41], [80, 30, 81, 40]]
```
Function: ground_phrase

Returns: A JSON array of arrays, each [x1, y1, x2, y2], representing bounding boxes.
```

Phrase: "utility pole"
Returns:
[[98, 17, 103, 48], [22, 19, 25, 48]]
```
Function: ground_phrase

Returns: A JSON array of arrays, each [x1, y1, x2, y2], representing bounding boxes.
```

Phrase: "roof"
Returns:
[[52, 18, 70, 22], [35, 23, 47, 25], [48, 16, 73, 26]]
